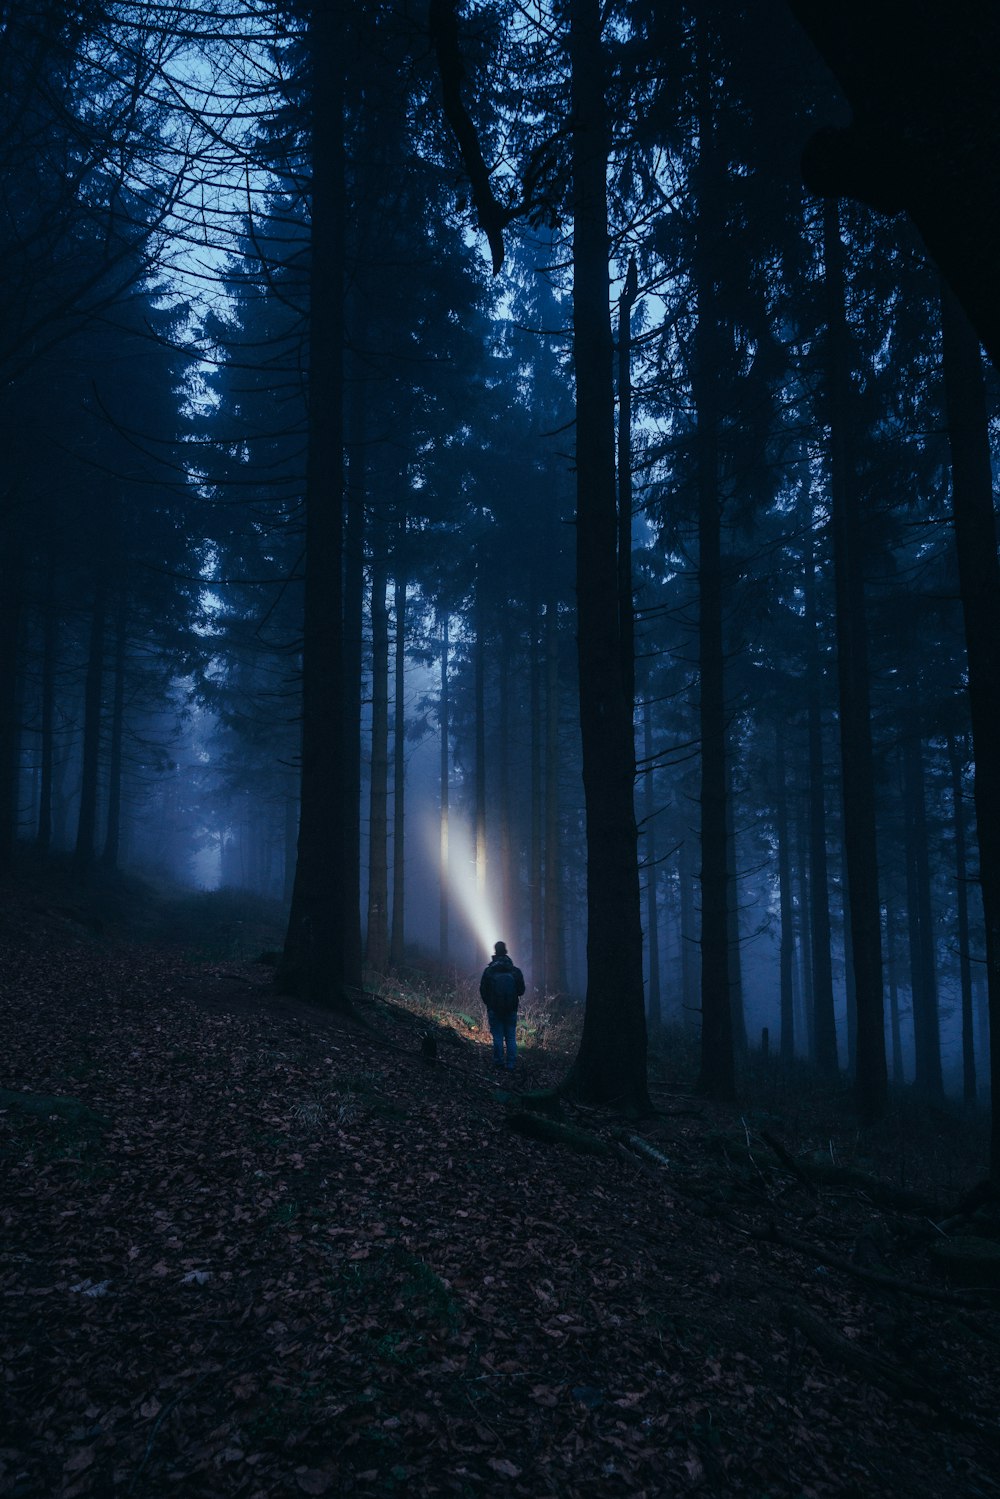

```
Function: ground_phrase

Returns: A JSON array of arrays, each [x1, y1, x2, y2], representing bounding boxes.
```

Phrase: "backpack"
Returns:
[[490, 966, 517, 1017]]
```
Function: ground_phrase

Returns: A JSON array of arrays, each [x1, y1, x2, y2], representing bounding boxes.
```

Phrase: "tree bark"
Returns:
[[940, 280, 1000, 1173], [99, 593, 127, 873], [439, 610, 450, 965], [687, 26, 735, 1099], [903, 728, 943, 1098], [389, 546, 406, 968], [474, 558, 487, 910], [36, 559, 56, 854], [529, 590, 543, 982], [543, 591, 565, 993], [0, 519, 22, 868], [342, 363, 366, 987], [948, 733, 976, 1105], [823, 199, 886, 1120], [366, 547, 390, 972], [73, 571, 107, 875], [277, 2, 348, 1004], [804, 509, 838, 1070], [776, 730, 795, 1062], [643, 693, 661, 1028], [563, 0, 649, 1111]]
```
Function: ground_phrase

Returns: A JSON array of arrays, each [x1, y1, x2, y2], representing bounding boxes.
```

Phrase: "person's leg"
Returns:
[[487, 1010, 505, 1066], [504, 1016, 517, 1070]]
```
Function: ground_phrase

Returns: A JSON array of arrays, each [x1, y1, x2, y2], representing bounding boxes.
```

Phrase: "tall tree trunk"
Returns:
[[948, 733, 976, 1104], [804, 511, 838, 1070], [795, 797, 815, 1060], [543, 591, 564, 993], [726, 763, 747, 1056], [389, 550, 406, 968], [529, 591, 543, 983], [824, 200, 886, 1120], [776, 730, 795, 1062], [498, 621, 513, 940], [886, 906, 904, 1087], [278, 3, 348, 1005], [617, 253, 637, 711], [439, 611, 450, 965], [643, 694, 661, 1028], [342, 367, 366, 987], [564, 0, 649, 1110], [100, 594, 127, 872], [366, 550, 390, 972], [679, 826, 695, 1026], [36, 560, 56, 854], [941, 281, 1000, 1173], [74, 572, 107, 875], [903, 728, 943, 1098], [693, 47, 734, 1101], [0, 518, 22, 868], [474, 559, 487, 910]]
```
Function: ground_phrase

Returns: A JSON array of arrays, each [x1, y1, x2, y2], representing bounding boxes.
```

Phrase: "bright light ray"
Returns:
[[423, 812, 501, 962]]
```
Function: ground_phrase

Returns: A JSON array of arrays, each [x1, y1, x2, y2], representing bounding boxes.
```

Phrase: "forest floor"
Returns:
[[2, 870, 1000, 1499]]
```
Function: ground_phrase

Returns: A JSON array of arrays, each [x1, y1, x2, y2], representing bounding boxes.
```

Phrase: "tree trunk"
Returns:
[[99, 594, 127, 872], [74, 572, 107, 875], [903, 728, 943, 1098], [278, 3, 348, 1005], [693, 41, 734, 1101], [776, 729, 795, 1062], [474, 559, 487, 911], [886, 906, 904, 1087], [563, 0, 649, 1111], [618, 253, 637, 712], [948, 733, 976, 1104], [366, 549, 390, 972], [804, 510, 838, 1070], [36, 560, 56, 854], [439, 611, 450, 965], [0, 520, 22, 868], [389, 549, 406, 968], [498, 620, 513, 940], [940, 281, 1000, 1171], [643, 694, 661, 1029], [823, 199, 886, 1120], [342, 366, 366, 987], [529, 591, 543, 983], [543, 591, 564, 993]]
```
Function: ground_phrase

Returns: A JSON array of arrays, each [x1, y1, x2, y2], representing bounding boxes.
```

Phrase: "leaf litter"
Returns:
[[2, 889, 1000, 1497]]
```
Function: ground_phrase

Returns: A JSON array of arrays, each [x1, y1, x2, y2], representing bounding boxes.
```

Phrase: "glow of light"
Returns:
[[423, 811, 501, 960]]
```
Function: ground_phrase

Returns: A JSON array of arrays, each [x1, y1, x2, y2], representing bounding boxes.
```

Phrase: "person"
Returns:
[[479, 940, 525, 1072]]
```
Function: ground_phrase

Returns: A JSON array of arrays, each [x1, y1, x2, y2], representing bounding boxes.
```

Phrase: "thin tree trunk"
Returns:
[[680, 827, 697, 1027], [390, 550, 406, 968], [903, 728, 943, 1098], [776, 730, 795, 1062], [795, 795, 815, 1060], [824, 199, 886, 1120], [100, 594, 127, 872], [366, 550, 390, 972], [804, 509, 838, 1070], [693, 42, 734, 1101], [643, 694, 661, 1028], [498, 620, 513, 940], [439, 611, 450, 965], [74, 572, 107, 875], [618, 253, 637, 711], [342, 367, 366, 987], [949, 733, 976, 1104], [529, 591, 543, 983], [941, 281, 1000, 1173], [36, 560, 56, 854], [474, 560, 487, 908], [278, 3, 348, 1004], [543, 591, 564, 993], [886, 908, 904, 1088], [0, 520, 22, 868], [564, 0, 649, 1110]]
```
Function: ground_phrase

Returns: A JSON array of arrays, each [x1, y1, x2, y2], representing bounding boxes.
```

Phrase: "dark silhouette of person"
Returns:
[[479, 940, 525, 1071]]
